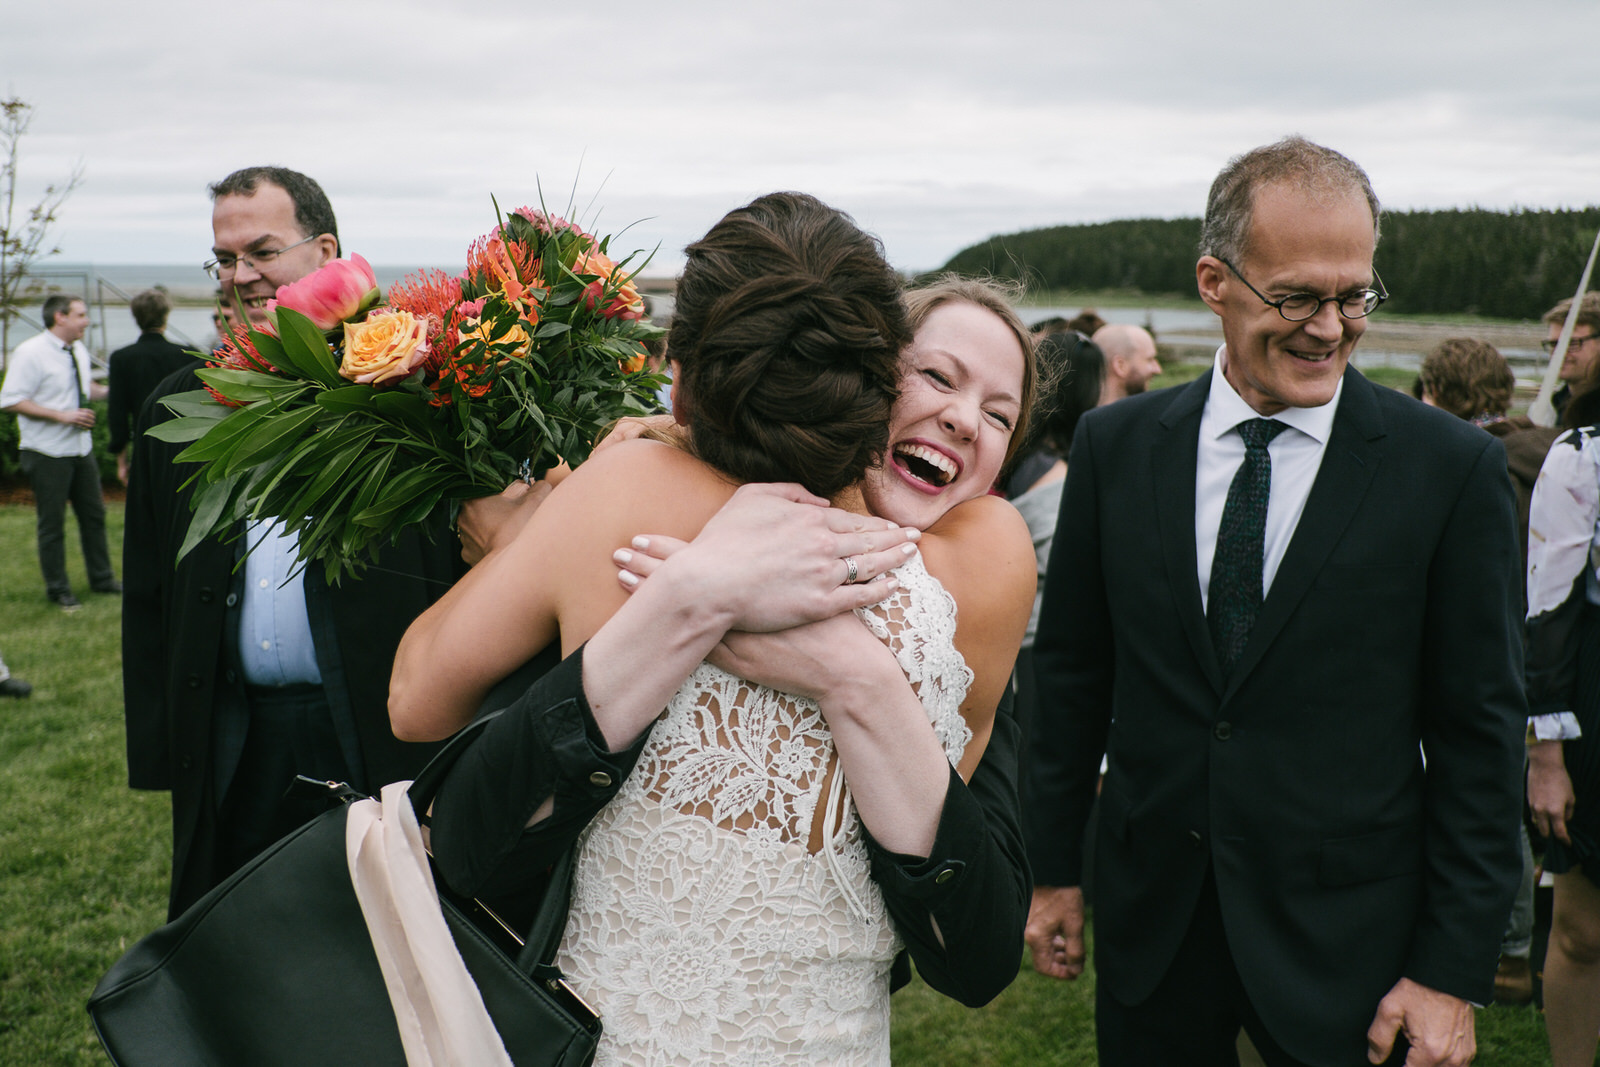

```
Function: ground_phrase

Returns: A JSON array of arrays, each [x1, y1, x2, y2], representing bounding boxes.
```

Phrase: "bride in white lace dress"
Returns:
[[393, 196, 1036, 1063]]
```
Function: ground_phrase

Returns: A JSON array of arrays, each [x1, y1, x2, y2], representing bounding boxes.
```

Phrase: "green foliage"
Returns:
[[940, 218, 1203, 295], [941, 208, 1600, 321]]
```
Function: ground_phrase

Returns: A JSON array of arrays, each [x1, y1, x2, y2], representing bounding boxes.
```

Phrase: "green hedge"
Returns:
[[940, 207, 1600, 321]]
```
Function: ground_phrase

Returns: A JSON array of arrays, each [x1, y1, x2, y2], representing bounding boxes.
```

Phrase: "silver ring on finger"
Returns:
[[843, 556, 859, 585]]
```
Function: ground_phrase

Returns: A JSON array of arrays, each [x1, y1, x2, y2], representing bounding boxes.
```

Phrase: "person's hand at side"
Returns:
[[1528, 740, 1575, 844], [1025, 885, 1087, 980], [1366, 977, 1475, 1066]]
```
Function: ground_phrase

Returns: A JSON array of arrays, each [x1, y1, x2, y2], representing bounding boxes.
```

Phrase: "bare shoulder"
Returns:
[[504, 436, 738, 648], [920, 494, 1036, 607]]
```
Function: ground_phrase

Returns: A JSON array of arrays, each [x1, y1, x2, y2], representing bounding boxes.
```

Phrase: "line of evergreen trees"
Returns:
[[939, 208, 1600, 321]]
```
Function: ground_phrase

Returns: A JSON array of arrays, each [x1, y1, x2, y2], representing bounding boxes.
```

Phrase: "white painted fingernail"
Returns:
[[632, 536, 650, 550], [614, 548, 633, 565], [902, 543, 917, 555], [618, 570, 639, 588], [903, 528, 921, 541]]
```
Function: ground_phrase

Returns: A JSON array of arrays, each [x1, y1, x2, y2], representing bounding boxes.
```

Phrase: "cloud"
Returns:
[[3, 0, 1597, 273]]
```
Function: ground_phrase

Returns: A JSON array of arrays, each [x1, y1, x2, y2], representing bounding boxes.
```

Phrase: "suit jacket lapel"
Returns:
[[1154, 371, 1225, 696], [1224, 368, 1386, 692]]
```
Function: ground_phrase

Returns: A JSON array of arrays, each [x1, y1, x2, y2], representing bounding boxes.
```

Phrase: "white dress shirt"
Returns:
[[1195, 347, 1342, 612], [0, 331, 94, 457]]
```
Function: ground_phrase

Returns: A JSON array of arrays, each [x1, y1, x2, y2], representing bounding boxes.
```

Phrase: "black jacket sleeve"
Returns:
[[428, 645, 649, 901], [866, 687, 1030, 1007]]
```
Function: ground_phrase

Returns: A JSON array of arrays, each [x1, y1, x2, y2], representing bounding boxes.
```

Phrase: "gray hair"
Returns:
[[1199, 136, 1381, 265]]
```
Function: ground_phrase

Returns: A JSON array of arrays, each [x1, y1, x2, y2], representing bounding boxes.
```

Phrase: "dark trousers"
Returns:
[[1094, 868, 1410, 1067], [19, 449, 113, 597], [214, 684, 353, 883]]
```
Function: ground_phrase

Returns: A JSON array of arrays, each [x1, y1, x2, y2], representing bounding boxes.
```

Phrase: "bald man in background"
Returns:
[[1095, 323, 1162, 404]]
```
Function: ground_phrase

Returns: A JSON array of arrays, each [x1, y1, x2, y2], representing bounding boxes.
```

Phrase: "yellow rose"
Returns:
[[457, 315, 533, 359], [340, 310, 430, 384]]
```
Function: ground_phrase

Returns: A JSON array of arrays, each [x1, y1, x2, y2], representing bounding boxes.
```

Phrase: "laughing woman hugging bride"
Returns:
[[390, 192, 1036, 1064]]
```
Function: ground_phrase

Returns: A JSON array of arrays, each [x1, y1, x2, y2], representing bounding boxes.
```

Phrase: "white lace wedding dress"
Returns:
[[556, 553, 974, 1065]]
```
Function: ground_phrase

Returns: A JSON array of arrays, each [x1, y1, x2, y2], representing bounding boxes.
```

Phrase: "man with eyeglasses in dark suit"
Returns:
[[122, 166, 459, 919], [1024, 137, 1526, 1067]]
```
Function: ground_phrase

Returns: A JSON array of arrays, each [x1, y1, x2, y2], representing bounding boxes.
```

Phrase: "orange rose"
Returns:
[[573, 248, 645, 321], [340, 310, 430, 384]]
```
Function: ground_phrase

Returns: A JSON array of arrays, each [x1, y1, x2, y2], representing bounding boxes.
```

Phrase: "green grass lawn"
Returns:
[[0, 502, 1554, 1064]]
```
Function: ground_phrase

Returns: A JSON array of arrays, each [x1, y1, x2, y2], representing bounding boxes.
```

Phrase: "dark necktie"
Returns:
[[65, 342, 84, 408], [1207, 417, 1287, 674]]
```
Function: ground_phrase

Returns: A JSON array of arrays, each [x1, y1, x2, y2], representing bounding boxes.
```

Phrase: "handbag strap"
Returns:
[[406, 710, 579, 973], [515, 847, 577, 972], [407, 711, 500, 810]]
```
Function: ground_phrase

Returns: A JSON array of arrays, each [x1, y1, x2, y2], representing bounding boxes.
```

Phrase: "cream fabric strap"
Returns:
[[346, 781, 513, 1067]]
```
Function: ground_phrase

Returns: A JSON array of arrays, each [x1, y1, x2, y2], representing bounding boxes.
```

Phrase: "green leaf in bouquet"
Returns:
[[348, 448, 397, 517], [243, 435, 328, 516], [246, 328, 288, 369], [175, 405, 274, 468], [284, 428, 379, 518], [273, 307, 344, 386], [220, 404, 326, 477], [370, 390, 441, 437], [316, 385, 385, 415], [350, 465, 440, 527], [532, 321, 571, 340], [197, 366, 313, 405], [146, 414, 232, 445], [546, 282, 582, 308], [159, 388, 233, 420], [391, 479, 449, 531], [177, 469, 246, 564]]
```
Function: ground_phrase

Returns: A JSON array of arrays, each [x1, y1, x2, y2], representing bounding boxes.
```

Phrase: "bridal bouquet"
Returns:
[[150, 205, 666, 581]]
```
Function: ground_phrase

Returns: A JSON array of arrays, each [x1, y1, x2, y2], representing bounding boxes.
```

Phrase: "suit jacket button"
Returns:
[[225, 593, 238, 608], [1213, 721, 1232, 741], [1189, 829, 1204, 848], [186, 673, 202, 689], [588, 771, 613, 788], [198, 587, 214, 604], [934, 866, 956, 885]]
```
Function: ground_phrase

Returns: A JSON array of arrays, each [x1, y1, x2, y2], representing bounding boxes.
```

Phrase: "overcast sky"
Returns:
[[5, 0, 1599, 276]]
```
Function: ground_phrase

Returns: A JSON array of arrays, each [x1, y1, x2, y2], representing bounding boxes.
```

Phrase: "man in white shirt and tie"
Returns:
[[0, 295, 118, 609]]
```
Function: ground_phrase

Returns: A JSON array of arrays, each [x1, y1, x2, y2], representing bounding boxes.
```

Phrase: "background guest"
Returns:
[[1003, 329, 1104, 763], [1092, 322, 1161, 404], [0, 295, 118, 610], [107, 288, 201, 485], [1417, 336, 1559, 1005]]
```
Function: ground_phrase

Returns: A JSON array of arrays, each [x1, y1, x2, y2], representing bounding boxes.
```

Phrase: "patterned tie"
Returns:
[[1208, 417, 1287, 674]]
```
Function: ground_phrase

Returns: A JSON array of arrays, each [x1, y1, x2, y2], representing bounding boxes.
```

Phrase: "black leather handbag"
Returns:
[[87, 714, 600, 1066]]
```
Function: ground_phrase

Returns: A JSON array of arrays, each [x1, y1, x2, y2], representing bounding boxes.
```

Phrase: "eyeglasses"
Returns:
[[203, 234, 319, 280], [1218, 257, 1388, 322], [1542, 334, 1599, 353]]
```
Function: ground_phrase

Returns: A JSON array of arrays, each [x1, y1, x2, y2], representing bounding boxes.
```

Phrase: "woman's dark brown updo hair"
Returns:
[[668, 192, 910, 499]]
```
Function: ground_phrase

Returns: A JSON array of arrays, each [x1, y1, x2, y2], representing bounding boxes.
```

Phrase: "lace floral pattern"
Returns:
[[558, 553, 972, 1064]]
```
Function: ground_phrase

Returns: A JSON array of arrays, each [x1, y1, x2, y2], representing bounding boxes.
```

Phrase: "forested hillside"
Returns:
[[940, 208, 1600, 320]]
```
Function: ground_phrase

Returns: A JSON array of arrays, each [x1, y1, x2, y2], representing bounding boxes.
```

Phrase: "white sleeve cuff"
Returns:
[[1529, 712, 1583, 742]]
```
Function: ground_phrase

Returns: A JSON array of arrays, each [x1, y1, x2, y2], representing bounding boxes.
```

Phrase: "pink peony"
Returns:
[[269, 254, 381, 332]]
